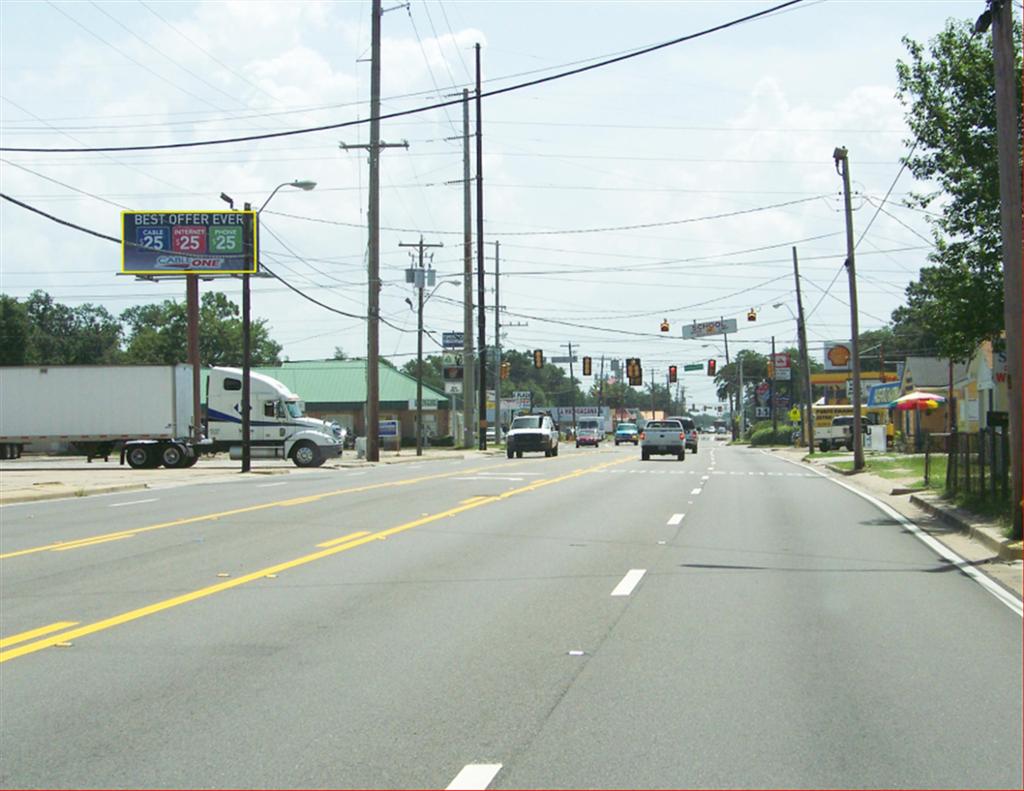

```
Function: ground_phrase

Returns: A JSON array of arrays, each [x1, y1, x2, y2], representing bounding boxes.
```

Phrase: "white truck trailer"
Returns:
[[0, 365, 342, 468]]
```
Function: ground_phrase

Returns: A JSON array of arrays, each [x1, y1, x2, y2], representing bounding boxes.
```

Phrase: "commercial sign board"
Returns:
[[121, 211, 257, 274], [823, 341, 852, 371], [866, 381, 901, 407], [681, 318, 738, 340], [775, 367, 791, 381], [378, 420, 399, 438], [443, 382, 463, 395], [442, 332, 464, 350], [772, 352, 791, 369], [442, 352, 463, 382]]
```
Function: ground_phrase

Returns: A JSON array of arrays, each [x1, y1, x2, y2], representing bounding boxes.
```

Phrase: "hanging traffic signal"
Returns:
[[533, 349, 544, 368], [500, 361, 511, 380], [660, 318, 670, 333], [747, 308, 757, 322], [626, 357, 642, 386], [582, 356, 592, 376], [707, 359, 717, 376], [668, 365, 677, 383]]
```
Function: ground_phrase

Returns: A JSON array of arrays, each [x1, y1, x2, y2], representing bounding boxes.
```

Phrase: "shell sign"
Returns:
[[824, 342, 852, 371]]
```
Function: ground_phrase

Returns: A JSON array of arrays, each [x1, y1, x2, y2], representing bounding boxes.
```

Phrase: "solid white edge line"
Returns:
[[611, 568, 647, 597], [667, 513, 684, 526], [446, 763, 503, 790], [767, 451, 1023, 617], [108, 498, 159, 508]]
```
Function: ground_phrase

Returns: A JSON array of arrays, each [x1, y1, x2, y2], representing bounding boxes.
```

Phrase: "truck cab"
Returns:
[[206, 368, 342, 467]]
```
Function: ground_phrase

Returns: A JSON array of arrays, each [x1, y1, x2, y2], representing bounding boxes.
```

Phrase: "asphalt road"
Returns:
[[1, 440, 1020, 789]]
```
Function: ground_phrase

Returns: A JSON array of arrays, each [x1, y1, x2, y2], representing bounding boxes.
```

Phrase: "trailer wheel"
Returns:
[[160, 443, 190, 468], [291, 441, 320, 468], [126, 445, 154, 469]]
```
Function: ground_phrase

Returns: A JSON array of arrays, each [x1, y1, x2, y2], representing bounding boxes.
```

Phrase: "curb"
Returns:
[[0, 482, 149, 506], [909, 493, 1021, 561], [825, 463, 859, 477]]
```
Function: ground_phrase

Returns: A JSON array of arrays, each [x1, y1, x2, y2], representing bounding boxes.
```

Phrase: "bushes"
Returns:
[[749, 426, 795, 446]]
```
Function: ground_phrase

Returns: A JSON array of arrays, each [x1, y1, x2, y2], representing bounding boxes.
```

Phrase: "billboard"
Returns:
[[823, 341, 852, 371], [122, 211, 257, 274], [681, 318, 738, 340]]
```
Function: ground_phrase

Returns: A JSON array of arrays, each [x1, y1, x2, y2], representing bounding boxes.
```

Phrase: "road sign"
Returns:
[[788, 407, 801, 422], [121, 211, 257, 274], [444, 382, 463, 394], [755, 406, 770, 418], [681, 318, 738, 339], [442, 332, 464, 349], [683, 363, 703, 372], [551, 355, 578, 364], [442, 352, 463, 367], [775, 367, 791, 381], [772, 352, 791, 369]]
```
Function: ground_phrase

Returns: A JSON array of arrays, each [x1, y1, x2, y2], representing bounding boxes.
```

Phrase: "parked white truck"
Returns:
[[0, 365, 342, 468]]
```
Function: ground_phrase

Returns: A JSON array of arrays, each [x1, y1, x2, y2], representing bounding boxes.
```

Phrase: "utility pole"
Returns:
[[984, 0, 1023, 538], [793, 247, 814, 454], [492, 240, 502, 443], [461, 88, 475, 449], [340, 0, 408, 462], [738, 356, 744, 435], [834, 146, 864, 471], [771, 335, 778, 436], [722, 317, 735, 439], [565, 341, 578, 435], [240, 201, 253, 473], [399, 236, 442, 457], [475, 42, 487, 450]]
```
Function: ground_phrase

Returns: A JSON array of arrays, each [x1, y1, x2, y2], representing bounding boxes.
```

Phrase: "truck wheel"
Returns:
[[544, 447, 552, 457], [678, 450, 685, 461], [642, 449, 650, 461], [552, 444, 559, 457], [291, 441, 320, 468], [516, 451, 523, 458], [160, 443, 188, 468], [181, 454, 199, 468], [126, 445, 153, 469], [819, 440, 830, 452], [506, 448, 514, 459]]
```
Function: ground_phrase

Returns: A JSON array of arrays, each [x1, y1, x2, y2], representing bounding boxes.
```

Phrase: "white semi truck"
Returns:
[[0, 364, 342, 468]]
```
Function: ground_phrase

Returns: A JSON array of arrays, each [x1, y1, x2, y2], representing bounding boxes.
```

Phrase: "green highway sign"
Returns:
[[683, 363, 704, 372]]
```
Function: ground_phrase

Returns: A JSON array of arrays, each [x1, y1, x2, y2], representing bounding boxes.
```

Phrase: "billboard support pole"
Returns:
[[187, 274, 201, 444]]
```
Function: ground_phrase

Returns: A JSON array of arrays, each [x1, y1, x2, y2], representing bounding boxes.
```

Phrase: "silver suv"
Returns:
[[668, 416, 699, 454]]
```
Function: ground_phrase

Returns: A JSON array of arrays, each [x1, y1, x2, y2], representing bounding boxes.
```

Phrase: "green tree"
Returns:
[[401, 354, 443, 392], [894, 18, 1021, 360], [22, 290, 122, 364], [122, 292, 282, 366], [0, 295, 30, 365]]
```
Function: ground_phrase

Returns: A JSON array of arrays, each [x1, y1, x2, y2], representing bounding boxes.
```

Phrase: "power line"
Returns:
[[1, 0, 805, 153]]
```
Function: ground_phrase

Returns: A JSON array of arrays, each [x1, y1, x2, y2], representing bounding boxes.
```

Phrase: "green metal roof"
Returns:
[[204, 360, 448, 406]]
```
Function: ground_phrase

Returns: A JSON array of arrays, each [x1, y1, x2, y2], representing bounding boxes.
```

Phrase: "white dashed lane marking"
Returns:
[[667, 513, 685, 525], [610, 569, 647, 597]]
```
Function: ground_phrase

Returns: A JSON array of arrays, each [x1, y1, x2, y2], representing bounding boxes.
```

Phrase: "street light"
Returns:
[[222, 180, 317, 472]]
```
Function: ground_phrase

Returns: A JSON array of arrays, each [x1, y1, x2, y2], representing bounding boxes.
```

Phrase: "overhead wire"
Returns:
[[1, 0, 806, 153]]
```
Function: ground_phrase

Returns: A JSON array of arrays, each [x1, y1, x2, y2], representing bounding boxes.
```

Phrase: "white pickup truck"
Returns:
[[640, 419, 686, 461]]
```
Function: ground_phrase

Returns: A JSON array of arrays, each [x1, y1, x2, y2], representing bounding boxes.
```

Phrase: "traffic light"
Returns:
[[533, 349, 544, 368], [707, 359, 717, 376], [626, 357, 642, 386], [668, 365, 677, 383], [582, 356, 592, 376], [747, 308, 757, 322], [660, 318, 670, 333], [500, 361, 511, 380]]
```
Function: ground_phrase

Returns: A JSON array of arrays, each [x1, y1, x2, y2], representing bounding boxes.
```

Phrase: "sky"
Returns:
[[0, 0, 1008, 411]]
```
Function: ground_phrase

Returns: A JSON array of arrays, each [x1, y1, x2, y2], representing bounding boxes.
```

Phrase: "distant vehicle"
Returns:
[[575, 417, 603, 447], [667, 415, 699, 454], [816, 415, 868, 452], [640, 419, 686, 461], [505, 414, 559, 458], [614, 422, 639, 445], [486, 425, 497, 444]]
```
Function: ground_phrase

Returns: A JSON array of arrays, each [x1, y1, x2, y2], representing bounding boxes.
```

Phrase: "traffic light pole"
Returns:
[[565, 341, 577, 436], [492, 240, 502, 443]]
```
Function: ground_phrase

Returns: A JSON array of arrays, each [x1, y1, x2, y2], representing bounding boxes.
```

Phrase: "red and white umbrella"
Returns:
[[891, 390, 946, 411]]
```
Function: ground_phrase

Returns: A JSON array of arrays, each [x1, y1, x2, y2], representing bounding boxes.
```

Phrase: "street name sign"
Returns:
[[122, 211, 257, 275], [683, 363, 704, 372]]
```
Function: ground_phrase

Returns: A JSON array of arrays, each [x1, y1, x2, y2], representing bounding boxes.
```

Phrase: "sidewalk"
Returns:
[[765, 445, 1022, 599], [0, 448, 504, 506]]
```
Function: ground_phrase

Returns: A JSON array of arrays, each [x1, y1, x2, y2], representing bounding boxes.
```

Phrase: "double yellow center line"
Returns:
[[1, 456, 629, 664]]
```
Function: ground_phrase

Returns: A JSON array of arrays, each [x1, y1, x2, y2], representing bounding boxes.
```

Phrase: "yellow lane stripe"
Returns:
[[0, 461, 514, 561], [317, 531, 371, 548], [51, 534, 134, 552], [0, 621, 80, 648], [0, 456, 628, 664], [459, 496, 488, 505]]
